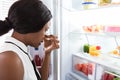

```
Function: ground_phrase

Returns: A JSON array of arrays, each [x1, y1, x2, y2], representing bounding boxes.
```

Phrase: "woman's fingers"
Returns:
[[44, 35, 58, 40], [44, 35, 59, 49]]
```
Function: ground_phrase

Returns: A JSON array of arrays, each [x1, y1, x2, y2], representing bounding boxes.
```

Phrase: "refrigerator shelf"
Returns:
[[69, 30, 120, 38], [104, 32, 120, 37], [68, 0, 120, 11]]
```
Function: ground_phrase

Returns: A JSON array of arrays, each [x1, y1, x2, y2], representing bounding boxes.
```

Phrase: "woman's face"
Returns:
[[28, 21, 50, 47]]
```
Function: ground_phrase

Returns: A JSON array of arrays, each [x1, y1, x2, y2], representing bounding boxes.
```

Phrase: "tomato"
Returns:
[[81, 63, 88, 76], [96, 46, 101, 50], [75, 64, 82, 71]]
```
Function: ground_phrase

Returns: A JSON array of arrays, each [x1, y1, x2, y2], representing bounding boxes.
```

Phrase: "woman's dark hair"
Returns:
[[0, 0, 52, 36]]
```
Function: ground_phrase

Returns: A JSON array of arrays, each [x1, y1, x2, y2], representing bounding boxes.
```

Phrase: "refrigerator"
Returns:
[[58, 0, 120, 80], [1, 0, 120, 80]]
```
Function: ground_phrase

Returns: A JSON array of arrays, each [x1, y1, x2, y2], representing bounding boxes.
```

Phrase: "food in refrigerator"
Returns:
[[73, 55, 96, 80], [83, 44, 101, 56], [101, 71, 120, 80], [89, 45, 101, 56], [83, 25, 104, 32], [99, 0, 111, 6], [81, 63, 88, 76], [83, 44, 90, 53], [72, 52, 120, 80], [82, 2, 97, 10], [105, 26, 120, 32], [88, 63, 94, 75], [102, 72, 114, 80]]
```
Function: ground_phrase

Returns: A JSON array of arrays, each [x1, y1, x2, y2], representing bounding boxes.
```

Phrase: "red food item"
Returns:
[[81, 63, 88, 76], [75, 64, 82, 71], [96, 46, 101, 50], [88, 63, 93, 75], [87, 27, 92, 32], [102, 73, 109, 80], [107, 74, 114, 80]]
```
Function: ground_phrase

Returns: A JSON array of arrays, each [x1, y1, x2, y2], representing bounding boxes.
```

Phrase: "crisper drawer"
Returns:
[[72, 55, 96, 80], [72, 54, 120, 80]]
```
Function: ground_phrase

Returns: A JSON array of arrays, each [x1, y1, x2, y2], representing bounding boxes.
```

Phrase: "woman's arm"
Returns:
[[39, 35, 59, 80], [39, 52, 51, 80]]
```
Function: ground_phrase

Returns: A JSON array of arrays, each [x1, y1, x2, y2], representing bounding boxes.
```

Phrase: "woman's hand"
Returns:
[[44, 35, 59, 54]]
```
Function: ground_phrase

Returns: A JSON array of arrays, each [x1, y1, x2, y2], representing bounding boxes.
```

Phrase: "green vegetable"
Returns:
[[83, 44, 90, 53], [114, 78, 120, 80]]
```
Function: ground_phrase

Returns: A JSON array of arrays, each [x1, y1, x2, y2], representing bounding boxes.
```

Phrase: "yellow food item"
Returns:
[[89, 45, 100, 56], [99, 0, 111, 5], [89, 46, 96, 52], [89, 51, 100, 56], [112, 49, 119, 54]]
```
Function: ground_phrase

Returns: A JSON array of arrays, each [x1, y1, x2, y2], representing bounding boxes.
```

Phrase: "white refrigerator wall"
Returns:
[[60, 6, 120, 80]]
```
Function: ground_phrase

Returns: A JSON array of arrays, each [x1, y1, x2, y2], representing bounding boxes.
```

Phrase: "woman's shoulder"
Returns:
[[0, 51, 22, 62], [0, 51, 24, 80]]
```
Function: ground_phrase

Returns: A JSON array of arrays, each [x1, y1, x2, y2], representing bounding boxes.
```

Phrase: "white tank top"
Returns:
[[0, 36, 40, 80]]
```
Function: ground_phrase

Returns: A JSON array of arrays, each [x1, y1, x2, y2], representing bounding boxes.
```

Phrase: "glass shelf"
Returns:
[[68, 30, 120, 38]]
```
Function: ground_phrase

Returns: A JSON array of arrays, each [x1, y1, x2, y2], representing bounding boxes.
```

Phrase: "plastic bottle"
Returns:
[[34, 48, 42, 67]]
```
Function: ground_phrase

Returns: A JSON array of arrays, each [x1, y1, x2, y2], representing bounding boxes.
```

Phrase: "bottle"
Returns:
[[34, 48, 42, 67]]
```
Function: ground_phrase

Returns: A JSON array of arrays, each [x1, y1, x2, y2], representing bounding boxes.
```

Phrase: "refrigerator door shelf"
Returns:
[[68, 30, 113, 38]]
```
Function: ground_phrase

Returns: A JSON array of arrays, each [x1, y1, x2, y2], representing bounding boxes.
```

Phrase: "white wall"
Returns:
[[0, 0, 16, 46]]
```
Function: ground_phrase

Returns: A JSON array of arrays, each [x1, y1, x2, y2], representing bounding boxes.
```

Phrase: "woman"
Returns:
[[0, 0, 59, 80]]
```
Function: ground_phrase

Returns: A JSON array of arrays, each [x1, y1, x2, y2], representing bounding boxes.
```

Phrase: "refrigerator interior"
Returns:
[[60, 1, 120, 79]]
